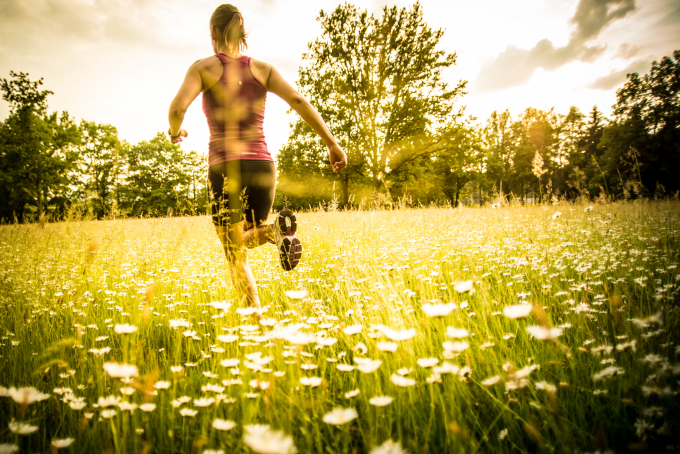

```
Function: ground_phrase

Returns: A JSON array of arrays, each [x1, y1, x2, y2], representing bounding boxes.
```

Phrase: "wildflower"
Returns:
[[101, 409, 117, 419], [616, 340, 637, 352], [482, 375, 502, 386], [169, 319, 192, 329], [443, 341, 469, 353], [203, 383, 225, 393], [284, 290, 308, 300], [354, 342, 368, 355], [499, 428, 508, 440], [316, 337, 338, 346], [88, 347, 112, 356], [98, 396, 120, 407], [390, 374, 416, 387], [8, 422, 39, 435], [433, 362, 459, 375], [194, 398, 215, 407], [514, 365, 538, 378], [593, 366, 624, 381], [213, 419, 236, 431], [300, 377, 323, 387], [526, 326, 563, 340], [503, 304, 533, 319], [369, 396, 393, 407], [322, 407, 358, 425], [345, 389, 360, 398], [140, 403, 156, 412], [417, 358, 439, 368], [0, 444, 18, 454], [421, 302, 457, 317], [118, 401, 137, 411], [220, 358, 240, 368], [630, 311, 663, 328], [171, 366, 184, 373], [243, 424, 296, 454], [376, 326, 416, 341], [114, 324, 138, 334], [337, 364, 356, 372], [217, 334, 239, 343], [69, 401, 87, 410], [7, 387, 50, 405], [237, 307, 258, 316], [204, 450, 225, 454], [183, 329, 197, 337], [446, 327, 469, 338], [552, 212, 562, 219], [154, 381, 171, 389], [377, 342, 398, 352], [179, 408, 198, 417], [534, 381, 557, 393], [209, 301, 231, 311], [357, 359, 382, 374], [343, 325, 363, 335], [370, 439, 407, 454], [103, 362, 138, 378], [454, 280, 474, 294]]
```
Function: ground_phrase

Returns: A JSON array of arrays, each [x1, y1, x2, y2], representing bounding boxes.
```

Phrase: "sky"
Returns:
[[1, 0, 678, 160]]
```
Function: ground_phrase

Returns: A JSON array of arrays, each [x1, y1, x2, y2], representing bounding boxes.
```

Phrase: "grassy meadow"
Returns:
[[0, 202, 679, 453]]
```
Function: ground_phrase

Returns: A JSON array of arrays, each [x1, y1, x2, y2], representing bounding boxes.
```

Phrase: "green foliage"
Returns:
[[279, 1, 467, 207], [0, 71, 80, 220], [600, 50, 680, 198], [123, 133, 206, 217]]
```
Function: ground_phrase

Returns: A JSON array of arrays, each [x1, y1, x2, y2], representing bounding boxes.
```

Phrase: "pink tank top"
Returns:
[[202, 54, 271, 166]]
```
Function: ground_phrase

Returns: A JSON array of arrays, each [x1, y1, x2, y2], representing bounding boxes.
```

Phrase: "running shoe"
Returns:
[[273, 208, 302, 270]]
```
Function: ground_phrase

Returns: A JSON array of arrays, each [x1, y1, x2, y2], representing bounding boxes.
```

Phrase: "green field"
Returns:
[[0, 202, 679, 453]]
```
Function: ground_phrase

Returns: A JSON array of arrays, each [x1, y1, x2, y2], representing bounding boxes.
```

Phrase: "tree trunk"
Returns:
[[454, 179, 461, 207], [36, 175, 43, 216], [341, 174, 349, 206]]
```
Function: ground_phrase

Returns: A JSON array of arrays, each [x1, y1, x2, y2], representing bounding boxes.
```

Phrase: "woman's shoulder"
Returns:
[[248, 58, 273, 90]]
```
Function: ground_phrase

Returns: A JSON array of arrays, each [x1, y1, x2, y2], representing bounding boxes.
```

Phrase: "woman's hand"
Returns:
[[169, 129, 188, 144], [328, 143, 347, 173]]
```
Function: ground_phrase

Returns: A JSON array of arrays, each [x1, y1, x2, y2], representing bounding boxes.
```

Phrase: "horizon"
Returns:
[[1, 0, 678, 159]]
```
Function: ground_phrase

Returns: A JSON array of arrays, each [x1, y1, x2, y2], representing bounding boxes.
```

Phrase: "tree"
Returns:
[[0, 71, 80, 220], [435, 122, 487, 206], [280, 2, 467, 204], [77, 121, 123, 217], [123, 132, 196, 216], [600, 50, 680, 196], [484, 109, 514, 199]]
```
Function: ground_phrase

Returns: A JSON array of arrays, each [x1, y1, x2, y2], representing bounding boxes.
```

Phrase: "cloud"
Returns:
[[587, 59, 650, 90], [476, 0, 636, 91]]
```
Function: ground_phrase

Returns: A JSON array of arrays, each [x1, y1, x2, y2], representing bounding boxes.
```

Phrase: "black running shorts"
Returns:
[[207, 160, 276, 226]]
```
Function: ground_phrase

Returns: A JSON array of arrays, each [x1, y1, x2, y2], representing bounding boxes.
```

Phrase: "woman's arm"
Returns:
[[265, 65, 347, 172], [168, 61, 203, 143]]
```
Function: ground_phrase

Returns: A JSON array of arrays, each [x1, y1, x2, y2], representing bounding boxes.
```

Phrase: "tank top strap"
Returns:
[[215, 53, 230, 64]]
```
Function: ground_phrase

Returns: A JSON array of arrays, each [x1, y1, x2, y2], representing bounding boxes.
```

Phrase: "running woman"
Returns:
[[167, 4, 347, 311]]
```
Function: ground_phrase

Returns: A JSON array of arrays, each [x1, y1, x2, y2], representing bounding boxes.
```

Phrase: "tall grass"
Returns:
[[0, 201, 678, 453]]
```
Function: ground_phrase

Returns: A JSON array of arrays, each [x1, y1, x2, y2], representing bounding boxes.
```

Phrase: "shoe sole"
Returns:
[[276, 210, 301, 270], [279, 236, 302, 271]]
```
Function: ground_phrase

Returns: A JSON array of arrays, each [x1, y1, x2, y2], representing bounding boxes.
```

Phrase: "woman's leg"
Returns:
[[215, 222, 261, 309], [242, 220, 274, 249]]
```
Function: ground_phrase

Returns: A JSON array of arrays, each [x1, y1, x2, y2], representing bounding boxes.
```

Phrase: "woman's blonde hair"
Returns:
[[210, 4, 248, 52]]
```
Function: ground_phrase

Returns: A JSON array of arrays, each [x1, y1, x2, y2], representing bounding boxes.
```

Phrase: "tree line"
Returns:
[[2, 3, 678, 221], [276, 3, 679, 209], [0, 71, 208, 221]]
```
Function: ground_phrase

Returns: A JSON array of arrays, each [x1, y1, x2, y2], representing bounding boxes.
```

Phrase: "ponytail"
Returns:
[[210, 5, 248, 52]]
